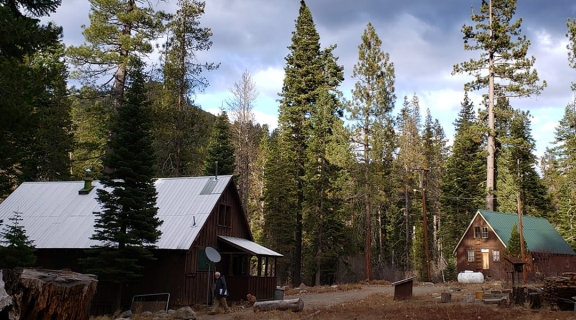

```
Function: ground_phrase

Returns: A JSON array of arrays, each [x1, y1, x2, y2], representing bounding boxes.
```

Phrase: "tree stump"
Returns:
[[528, 293, 541, 309], [441, 292, 451, 303], [1, 268, 98, 320], [253, 298, 304, 312]]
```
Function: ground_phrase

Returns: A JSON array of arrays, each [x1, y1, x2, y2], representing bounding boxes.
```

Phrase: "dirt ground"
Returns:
[[200, 281, 576, 320]]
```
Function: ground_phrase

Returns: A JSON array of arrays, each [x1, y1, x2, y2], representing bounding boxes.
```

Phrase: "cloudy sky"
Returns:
[[44, 0, 576, 157]]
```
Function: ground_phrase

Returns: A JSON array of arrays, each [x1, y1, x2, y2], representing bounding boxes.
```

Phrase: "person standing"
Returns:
[[209, 271, 231, 315]]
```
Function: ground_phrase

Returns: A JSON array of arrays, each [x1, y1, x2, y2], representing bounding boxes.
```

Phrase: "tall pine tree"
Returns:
[[203, 111, 235, 176], [0, 211, 36, 269], [441, 92, 485, 255], [347, 22, 396, 279], [452, 0, 546, 210], [85, 58, 162, 308], [269, 0, 343, 285]]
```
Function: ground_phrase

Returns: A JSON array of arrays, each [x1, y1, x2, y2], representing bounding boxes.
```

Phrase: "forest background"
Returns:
[[3, 0, 576, 288]]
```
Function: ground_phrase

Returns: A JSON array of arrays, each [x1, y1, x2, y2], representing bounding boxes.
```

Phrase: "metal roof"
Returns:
[[0, 176, 233, 250], [218, 236, 283, 257], [453, 209, 575, 255]]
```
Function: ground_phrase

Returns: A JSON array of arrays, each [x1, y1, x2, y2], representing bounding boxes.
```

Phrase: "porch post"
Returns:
[[257, 256, 262, 277], [265, 257, 269, 276]]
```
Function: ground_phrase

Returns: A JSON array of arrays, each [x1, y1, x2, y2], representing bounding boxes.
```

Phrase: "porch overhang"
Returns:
[[218, 236, 283, 257]]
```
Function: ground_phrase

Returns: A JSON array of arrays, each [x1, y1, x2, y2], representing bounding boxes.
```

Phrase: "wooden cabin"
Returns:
[[453, 209, 576, 280], [0, 175, 281, 314]]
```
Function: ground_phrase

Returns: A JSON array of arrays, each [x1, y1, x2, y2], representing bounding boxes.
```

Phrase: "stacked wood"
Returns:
[[542, 273, 576, 310], [1, 268, 98, 320], [253, 298, 304, 312]]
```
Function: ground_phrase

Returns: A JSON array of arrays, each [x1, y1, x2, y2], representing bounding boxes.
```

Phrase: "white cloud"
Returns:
[[252, 67, 285, 98]]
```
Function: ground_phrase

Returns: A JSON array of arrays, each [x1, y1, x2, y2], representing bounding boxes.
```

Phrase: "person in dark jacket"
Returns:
[[209, 271, 231, 314]]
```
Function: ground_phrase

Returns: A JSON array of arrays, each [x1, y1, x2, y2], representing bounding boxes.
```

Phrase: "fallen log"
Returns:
[[253, 298, 304, 312], [1, 268, 98, 320]]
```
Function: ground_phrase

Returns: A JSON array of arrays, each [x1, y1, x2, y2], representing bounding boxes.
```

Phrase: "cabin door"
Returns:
[[481, 249, 489, 269]]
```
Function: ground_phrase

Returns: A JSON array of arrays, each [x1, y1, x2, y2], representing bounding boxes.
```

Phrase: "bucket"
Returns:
[[475, 291, 483, 300], [274, 286, 285, 300]]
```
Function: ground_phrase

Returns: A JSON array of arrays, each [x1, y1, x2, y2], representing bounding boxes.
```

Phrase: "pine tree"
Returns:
[[453, 0, 546, 211], [347, 22, 396, 280], [545, 103, 576, 249], [495, 105, 549, 216], [203, 112, 235, 176], [85, 58, 162, 308], [271, 0, 343, 285], [262, 130, 297, 283], [67, 0, 164, 113], [0, 0, 63, 198], [154, 0, 219, 177], [20, 41, 73, 182], [506, 223, 528, 258], [441, 92, 485, 255], [302, 87, 350, 285], [70, 86, 112, 179], [395, 94, 424, 270], [0, 211, 36, 269]]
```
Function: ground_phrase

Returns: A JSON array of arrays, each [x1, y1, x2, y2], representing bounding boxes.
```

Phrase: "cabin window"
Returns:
[[467, 250, 475, 262], [218, 204, 231, 227], [493, 250, 500, 262], [474, 227, 481, 238], [481, 227, 489, 238]]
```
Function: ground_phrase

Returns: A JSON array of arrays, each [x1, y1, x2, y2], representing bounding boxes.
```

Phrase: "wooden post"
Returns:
[[441, 292, 451, 303]]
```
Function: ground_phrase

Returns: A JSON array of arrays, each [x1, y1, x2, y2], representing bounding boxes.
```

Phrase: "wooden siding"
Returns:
[[455, 214, 576, 280], [455, 214, 507, 279], [33, 180, 278, 314]]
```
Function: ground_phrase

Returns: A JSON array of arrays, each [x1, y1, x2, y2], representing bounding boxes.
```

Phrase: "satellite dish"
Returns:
[[205, 247, 221, 263]]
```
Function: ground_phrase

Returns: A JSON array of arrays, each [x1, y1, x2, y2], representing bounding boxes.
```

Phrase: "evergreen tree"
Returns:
[[395, 94, 424, 270], [0, 0, 63, 198], [506, 223, 528, 258], [495, 105, 549, 216], [70, 86, 112, 179], [154, 0, 219, 177], [545, 103, 576, 249], [441, 92, 485, 254], [271, 0, 343, 285], [453, 0, 546, 210], [85, 58, 162, 307], [20, 41, 73, 182], [203, 112, 235, 176], [0, 211, 36, 269], [302, 87, 350, 285], [262, 130, 297, 283], [347, 22, 396, 279], [67, 0, 164, 111]]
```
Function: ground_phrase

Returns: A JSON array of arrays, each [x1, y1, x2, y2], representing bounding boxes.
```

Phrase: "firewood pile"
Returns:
[[542, 272, 576, 310]]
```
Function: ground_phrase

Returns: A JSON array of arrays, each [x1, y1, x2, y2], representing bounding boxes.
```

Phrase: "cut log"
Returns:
[[440, 292, 451, 303], [253, 298, 304, 312], [1, 268, 98, 320]]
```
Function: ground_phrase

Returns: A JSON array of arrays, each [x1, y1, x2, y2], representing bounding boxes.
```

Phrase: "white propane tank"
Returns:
[[457, 270, 484, 283]]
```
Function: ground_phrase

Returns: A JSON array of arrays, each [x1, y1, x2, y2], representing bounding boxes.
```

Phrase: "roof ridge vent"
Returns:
[[78, 168, 94, 195]]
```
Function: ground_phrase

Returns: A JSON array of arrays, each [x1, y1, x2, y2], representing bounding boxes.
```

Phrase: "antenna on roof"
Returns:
[[193, 216, 196, 226], [214, 161, 218, 180]]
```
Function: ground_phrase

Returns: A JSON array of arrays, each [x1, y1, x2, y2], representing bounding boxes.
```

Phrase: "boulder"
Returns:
[[173, 306, 196, 320]]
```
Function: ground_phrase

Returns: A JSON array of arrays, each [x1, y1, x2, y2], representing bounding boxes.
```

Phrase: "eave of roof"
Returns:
[[218, 236, 283, 257]]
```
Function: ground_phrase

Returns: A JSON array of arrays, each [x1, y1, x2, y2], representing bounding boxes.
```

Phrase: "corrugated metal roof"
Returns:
[[218, 236, 283, 257], [0, 176, 233, 250], [479, 209, 575, 255]]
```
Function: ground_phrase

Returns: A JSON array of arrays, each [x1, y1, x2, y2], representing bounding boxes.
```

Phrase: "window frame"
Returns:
[[481, 227, 489, 238], [218, 204, 232, 227], [493, 250, 500, 262], [467, 250, 475, 262], [474, 226, 481, 238]]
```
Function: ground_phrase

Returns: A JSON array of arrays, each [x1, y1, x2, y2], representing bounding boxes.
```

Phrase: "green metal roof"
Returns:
[[479, 209, 575, 256]]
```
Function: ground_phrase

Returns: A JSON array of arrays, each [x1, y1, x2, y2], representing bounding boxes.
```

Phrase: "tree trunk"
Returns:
[[253, 298, 304, 312], [1, 269, 98, 320], [486, 0, 495, 211]]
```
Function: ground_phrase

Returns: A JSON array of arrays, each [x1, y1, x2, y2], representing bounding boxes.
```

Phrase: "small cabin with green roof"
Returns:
[[453, 209, 576, 280]]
